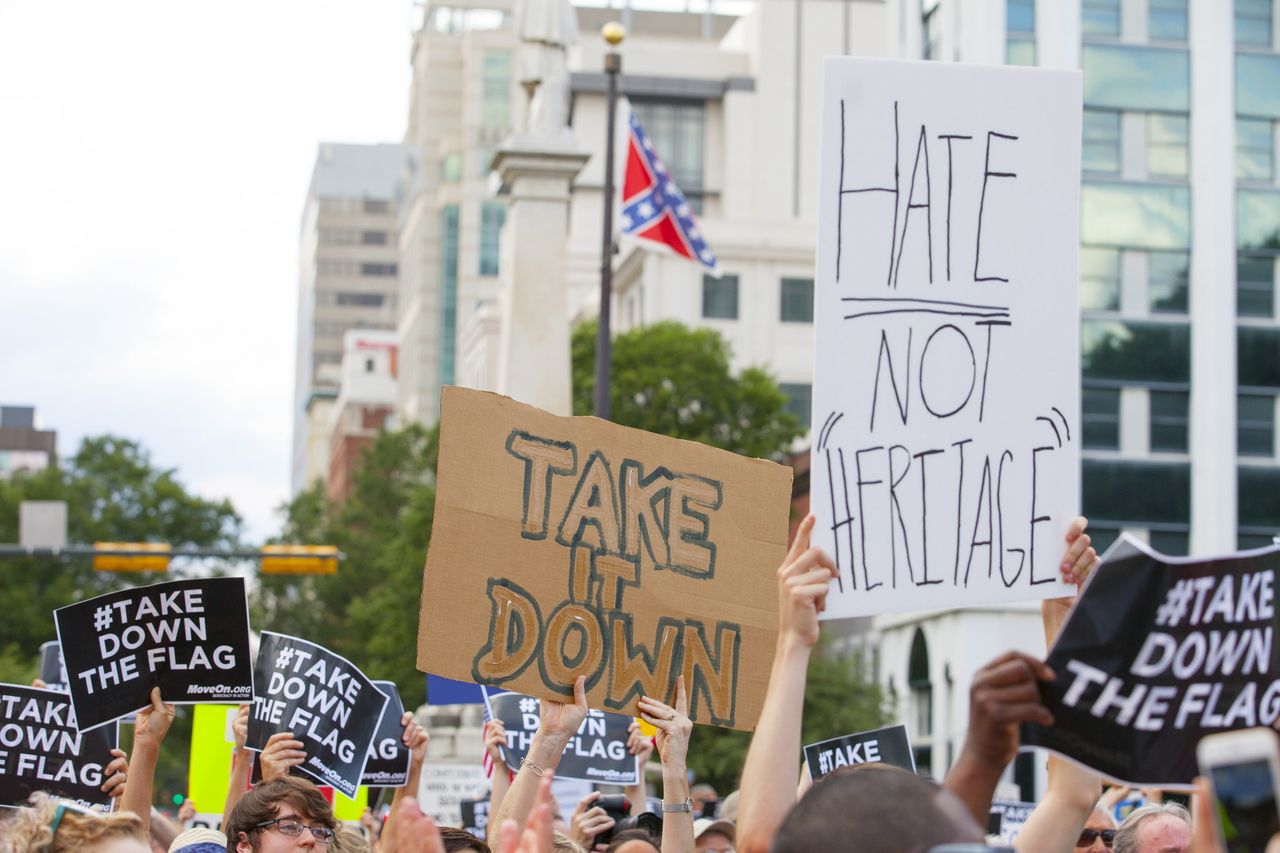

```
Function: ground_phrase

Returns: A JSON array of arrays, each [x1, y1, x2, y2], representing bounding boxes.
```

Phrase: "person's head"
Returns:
[[337, 827, 370, 853], [551, 833, 587, 853], [690, 783, 718, 814], [167, 826, 228, 853], [771, 764, 985, 853], [1, 795, 148, 853], [604, 829, 661, 853], [693, 817, 735, 853], [439, 826, 491, 853], [225, 777, 339, 852], [1076, 805, 1118, 852], [1113, 802, 1191, 853]]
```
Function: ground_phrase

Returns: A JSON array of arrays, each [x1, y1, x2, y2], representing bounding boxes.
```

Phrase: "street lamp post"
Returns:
[[594, 21, 626, 420]]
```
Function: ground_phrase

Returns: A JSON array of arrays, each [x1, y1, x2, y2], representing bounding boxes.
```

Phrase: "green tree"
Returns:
[[0, 435, 241, 806], [572, 319, 804, 458]]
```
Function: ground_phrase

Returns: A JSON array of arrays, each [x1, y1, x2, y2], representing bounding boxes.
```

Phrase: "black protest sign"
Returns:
[[1021, 536, 1280, 788], [38, 641, 68, 692], [803, 723, 915, 780], [247, 631, 388, 799], [0, 684, 119, 811], [487, 691, 638, 785], [989, 800, 1036, 844], [460, 797, 489, 838], [362, 681, 411, 787], [55, 577, 253, 731]]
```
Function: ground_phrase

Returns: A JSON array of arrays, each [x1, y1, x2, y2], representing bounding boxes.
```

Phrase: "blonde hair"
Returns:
[[0, 795, 146, 853], [552, 832, 587, 853]]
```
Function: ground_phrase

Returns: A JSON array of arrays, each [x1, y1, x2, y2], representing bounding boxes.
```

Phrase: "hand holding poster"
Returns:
[[802, 724, 915, 781], [246, 631, 388, 799], [38, 641, 68, 693], [1020, 537, 1280, 787], [363, 680, 412, 787], [54, 577, 253, 731], [0, 684, 119, 811], [486, 690, 639, 785], [811, 58, 1082, 619], [417, 388, 793, 731]]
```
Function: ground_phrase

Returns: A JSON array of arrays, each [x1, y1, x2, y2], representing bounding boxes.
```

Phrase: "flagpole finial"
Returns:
[[602, 21, 626, 47]]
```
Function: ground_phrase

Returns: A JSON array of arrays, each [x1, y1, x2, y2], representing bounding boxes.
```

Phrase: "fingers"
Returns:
[[675, 674, 687, 716], [783, 514, 816, 568], [779, 546, 836, 582], [572, 674, 587, 711], [977, 651, 1055, 685]]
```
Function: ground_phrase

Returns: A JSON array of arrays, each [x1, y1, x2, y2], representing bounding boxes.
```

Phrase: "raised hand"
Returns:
[[260, 731, 307, 781], [538, 675, 588, 745], [100, 748, 129, 799], [134, 687, 176, 752], [569, 792, 616, 848], [638, 675, 692, 769], [485, 718, 508, 765], [402, 711, 430, 764], [777, 514, 837, 649]]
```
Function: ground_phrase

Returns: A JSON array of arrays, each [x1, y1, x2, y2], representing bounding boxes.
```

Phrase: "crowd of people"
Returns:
[[1, 515, 1277, 852]]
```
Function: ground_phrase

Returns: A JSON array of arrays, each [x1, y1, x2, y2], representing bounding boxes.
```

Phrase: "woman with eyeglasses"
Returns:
[[0, 794, 149, 853]]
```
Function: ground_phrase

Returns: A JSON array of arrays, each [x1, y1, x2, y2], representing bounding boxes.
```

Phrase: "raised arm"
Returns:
[[624, 721, 654, 816], [485, 719, 512, 820], [489, 676, 588, 841], [736, 514, 837, 853], [386, 712, 430, 844], [638, 675, 694, 853], [120, 687, 175, 835], [221, 705, 252, 832]]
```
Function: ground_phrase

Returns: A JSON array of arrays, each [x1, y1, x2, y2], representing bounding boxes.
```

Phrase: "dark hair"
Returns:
[[225, 776, 337, 849], [772, 764, 984, 853], [440, 825, 492, 853], [603, 829, 660, 852]]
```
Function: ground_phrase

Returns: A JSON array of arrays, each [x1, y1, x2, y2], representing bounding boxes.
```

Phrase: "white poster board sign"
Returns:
[[812, 58, 1082, 619]]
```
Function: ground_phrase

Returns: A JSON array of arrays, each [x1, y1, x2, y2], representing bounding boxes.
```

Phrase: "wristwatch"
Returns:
[[662, 798, 694, 813]]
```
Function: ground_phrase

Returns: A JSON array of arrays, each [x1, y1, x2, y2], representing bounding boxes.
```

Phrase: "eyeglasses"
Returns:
[[255, 816, 337, 844], [700, 848, 735, 853], [1076, 828, 1117, 848], [48, 801, 96, 837]]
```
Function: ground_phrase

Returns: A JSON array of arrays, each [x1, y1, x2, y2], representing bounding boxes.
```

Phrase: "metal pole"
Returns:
[[595, 47, 622, 420]]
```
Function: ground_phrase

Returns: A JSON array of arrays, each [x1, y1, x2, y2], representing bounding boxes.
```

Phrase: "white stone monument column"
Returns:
[[492, 143, 589, 416]]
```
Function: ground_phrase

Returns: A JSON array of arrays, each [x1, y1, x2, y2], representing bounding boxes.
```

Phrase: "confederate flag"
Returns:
[[620, 111, 719, 274]]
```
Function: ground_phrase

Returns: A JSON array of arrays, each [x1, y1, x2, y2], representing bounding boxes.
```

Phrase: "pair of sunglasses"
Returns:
[[1076, 828, 1117, 847]]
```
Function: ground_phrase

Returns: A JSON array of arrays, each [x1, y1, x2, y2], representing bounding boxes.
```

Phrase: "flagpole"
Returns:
[[595, 22, 625, 421]]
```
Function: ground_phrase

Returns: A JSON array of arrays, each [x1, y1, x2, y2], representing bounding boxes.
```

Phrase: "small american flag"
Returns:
[[620, 111, 719, 274], [481, 688, 494, 779]]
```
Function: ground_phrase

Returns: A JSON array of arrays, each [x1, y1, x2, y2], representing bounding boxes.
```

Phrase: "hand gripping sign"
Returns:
[[54, 577, 253, 731], [246, 632, 388, 799], [362, 680, 412, 787], [0, 683, 119, 811], [486, 690, 639, 785]]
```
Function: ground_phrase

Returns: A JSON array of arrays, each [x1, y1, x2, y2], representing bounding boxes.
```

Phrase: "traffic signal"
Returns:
[[260, 545, 339, 575], [92, 542, 171, 572]]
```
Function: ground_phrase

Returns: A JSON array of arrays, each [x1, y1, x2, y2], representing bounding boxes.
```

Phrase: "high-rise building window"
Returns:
[[1236, 54, 1280, 121], [1081, 247, 1121, 311], [1148, 529, 1189, 555], [1150, 390, 1189, 452], [1238, 190, 1280, 250], [780, 383, 812, 429], [1236, 0, 1274, 48], [336, 292, 386, 307], [1082, 45, 1189, 113], [360, 262, 397, 277], [363, 199, 390, 214], [1240, 327, 1280, 389], [702, 274, 739, 320], [1083, 321, 1191, 383], [1083, 110, 1121, 174], [1147, 113, 1190, 178], [1082, 386, 1121, 449], [441, 153, 463, 183], [1149, 250, 1190, 314], [1149, 0, 1188, 42], [1237, 119, 1275, 182], [780, 277, 814, 322], [479, 202, 506, 277], [1239, 394, 1276, 457], [1082, 0, 1120, 37], [1082, 183, 1191, 250], [361, 231, 389, 245], [1238, 253, 1276, 318], [483, 51, 511, 130], [440, 205, 460, 386], [1006, 0, 1035, 65], [631, 100, 705, 213]]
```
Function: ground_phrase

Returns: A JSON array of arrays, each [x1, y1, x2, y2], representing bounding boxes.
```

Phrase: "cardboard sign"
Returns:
[[1021, 536, 1280, 788], [246, 632, 388, 799], [486, 690, 639, 785], [54, 577, 253, 730], [460, 797, 489, 838], [811, 58, 1082, 619], [0, 684, 119, 811], [417, 387, 792, 731], [803, 723, 915, 780], [988, 800, 1036, 844], [38, 641, 68, 692], [362, 681, 411, 787]]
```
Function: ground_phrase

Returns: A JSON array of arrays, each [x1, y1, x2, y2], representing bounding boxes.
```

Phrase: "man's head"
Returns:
[[225, 777, 339, 851], [1076, 805, 1118, 852], [1113, 802, 1192, 853], [772, 764, 985, 853], [693, 817, 735, 853], [690, 783, 718, 815]]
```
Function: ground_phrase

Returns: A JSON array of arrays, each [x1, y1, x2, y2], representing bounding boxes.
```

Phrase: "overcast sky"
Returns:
[[0, 1, 413, 541]]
